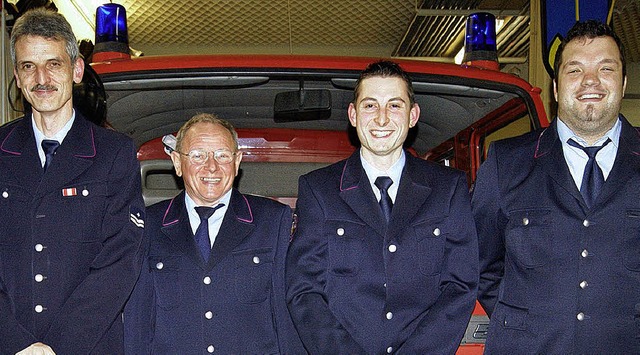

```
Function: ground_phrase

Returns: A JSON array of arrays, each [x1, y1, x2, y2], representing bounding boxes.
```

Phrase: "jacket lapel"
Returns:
[[338, 152, 387, 235], [0, 116, 43, 191], [534, 120, 585, 207], [208, 189, 255, 270], [596, 115, 640, 207], [36, 115, 96, 197], [160, 192, 207, 268], [386, 154, 432, 240]]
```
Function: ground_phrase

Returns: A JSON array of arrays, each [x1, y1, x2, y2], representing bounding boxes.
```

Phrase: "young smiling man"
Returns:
[[286, 60, 478, 354], [473, 20, 640, 352]]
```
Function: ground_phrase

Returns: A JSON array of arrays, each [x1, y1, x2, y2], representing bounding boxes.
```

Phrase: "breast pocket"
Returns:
[[412, 218, 447, 276], [505, 208, 553, 268], [326, 220, 365, 277], [61, 181, 108, 242], [234, 247, 273, 304], [150, 255, 182, 310], [624, 209, 640, 271], [0, 183, 31, 245]]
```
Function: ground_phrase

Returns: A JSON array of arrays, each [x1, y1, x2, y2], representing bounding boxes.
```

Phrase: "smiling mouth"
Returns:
[[578, 93, 604, 100], [371, 130, 393, 138], [201, 177, 221, 183]]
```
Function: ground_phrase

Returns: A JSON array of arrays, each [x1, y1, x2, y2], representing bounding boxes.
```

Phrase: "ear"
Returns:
[[170, 151, 183, 177], [348, 103, 357, 127], [14, 67, 22, 89], [234, 151, 243, 176], [73, 58, 85, 84], [409, 103, 420, 128]]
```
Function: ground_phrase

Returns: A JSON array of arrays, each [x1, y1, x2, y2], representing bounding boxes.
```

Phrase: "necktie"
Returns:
[[375, 176, 393, 222], [568, 138, 611, 208], [41, 139, 60, 173], [194, 204, 224, 262]]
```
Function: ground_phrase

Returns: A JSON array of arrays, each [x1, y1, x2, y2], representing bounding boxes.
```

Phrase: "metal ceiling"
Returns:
[[73, 0, 633, 64]]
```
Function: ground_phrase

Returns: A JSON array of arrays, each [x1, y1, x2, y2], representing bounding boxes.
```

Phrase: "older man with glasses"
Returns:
[[123, 113, 303, 354]]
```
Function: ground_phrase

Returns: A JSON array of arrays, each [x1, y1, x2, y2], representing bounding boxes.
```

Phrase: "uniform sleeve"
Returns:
[[285, 175, 367, 354], [270, 204, 306, 354], [42, 138, 146, 353], [123, 229, 154, 355], [399, 173, 479, 354], [471, 144, 507, 317]]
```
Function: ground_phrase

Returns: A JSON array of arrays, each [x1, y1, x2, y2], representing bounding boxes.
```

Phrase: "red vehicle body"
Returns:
[[91, 54, 548, 353]]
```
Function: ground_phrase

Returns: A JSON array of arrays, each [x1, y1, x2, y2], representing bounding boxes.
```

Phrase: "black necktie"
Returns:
[[568, 138, 611, 208], [41, 139, 60, 173], [194, 204, 224, 262], [375, 176, 393, 222]]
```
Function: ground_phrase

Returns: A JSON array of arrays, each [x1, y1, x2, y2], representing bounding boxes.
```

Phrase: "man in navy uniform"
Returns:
[[124, 113, 303, 354], [473, 20, 639, 352], [0, 8, 145, 355], [286, 60, 478, 354]]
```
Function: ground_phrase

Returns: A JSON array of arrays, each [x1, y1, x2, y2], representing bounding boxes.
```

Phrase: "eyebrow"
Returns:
[[359, 97, 407, 103]]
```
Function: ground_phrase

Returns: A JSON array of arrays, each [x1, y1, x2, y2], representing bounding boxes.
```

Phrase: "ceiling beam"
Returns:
[[416, 9, 524, 17]]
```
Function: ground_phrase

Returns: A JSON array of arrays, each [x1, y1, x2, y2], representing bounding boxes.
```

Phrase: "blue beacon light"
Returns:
[[462, 12, 499, 70], [92, 3, 130, 62]]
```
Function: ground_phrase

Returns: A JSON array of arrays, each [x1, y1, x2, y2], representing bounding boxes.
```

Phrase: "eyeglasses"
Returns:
[[176, 149, 237, 165]]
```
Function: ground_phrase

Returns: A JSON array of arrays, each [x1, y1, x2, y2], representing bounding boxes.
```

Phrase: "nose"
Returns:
[[374, 107, 390, 126], [202, 152, 220, 171], [34, 66, 49, 85], [581, 69, 601, 87]]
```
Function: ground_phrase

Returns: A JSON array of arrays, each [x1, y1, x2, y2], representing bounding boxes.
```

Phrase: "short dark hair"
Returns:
[[10, 7, 79, 67], [553, 20, 626, 79], [353, 60, 415, 106]]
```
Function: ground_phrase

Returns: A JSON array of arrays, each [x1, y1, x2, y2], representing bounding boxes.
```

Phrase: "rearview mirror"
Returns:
[[274, 89, 331, 122]]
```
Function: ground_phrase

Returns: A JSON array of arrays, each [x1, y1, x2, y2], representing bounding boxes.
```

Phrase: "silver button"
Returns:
[[581, 250, 589, 258], [35, 305, 44, 313], [388, 244, 397, 253], [383, 283, 387, 288], [2, 191, 8, 198], [577, 312, 585, 321], [580, 281, 588, 289], [337, 228, 345, 236], [35, 244, 44, 252], [522, 217, 530, 225], [387, 346, 393, 353], [583, 220, 590, 227], [207, 345, 214, 353], [252, 256, 260, 264], [82, 189, 89, 197], [205, 311, 213, 319], [386, 312, 393, 320], [433, 228, 441, 236], [34, 274, 44, 282], [156, 262, 164, 270], [203, 276, 211, 285]]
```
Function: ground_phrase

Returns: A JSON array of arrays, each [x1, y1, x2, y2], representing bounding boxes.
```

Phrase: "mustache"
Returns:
[[30, 84, 57, 92]]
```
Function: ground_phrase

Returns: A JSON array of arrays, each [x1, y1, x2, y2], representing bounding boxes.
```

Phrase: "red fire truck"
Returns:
[[85, 5, 549, 353]]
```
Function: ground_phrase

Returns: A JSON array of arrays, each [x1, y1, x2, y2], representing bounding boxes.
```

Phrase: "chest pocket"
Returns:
[[505, 208, 553, 268], [0, 184, 31, 245], [624, 209, 640, 271], [412, 217, 447, 276], [233, 247, 273, 304], [60, 181, 108, 242], [326, 220, 365, 277], [150, 255, 181, 310]]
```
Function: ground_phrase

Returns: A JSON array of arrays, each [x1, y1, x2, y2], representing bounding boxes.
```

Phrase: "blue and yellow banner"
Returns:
[[541, 0, 616, 77]]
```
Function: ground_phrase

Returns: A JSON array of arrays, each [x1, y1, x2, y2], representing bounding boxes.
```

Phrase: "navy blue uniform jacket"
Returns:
[[124, 189, 304, 354], [473, 116, 640, 353], [0, 113, 145, 354], [286, 151, 478, 354]]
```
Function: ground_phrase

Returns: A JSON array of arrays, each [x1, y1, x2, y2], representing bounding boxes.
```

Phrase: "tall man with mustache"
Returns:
[[0, 8, 145, 354]]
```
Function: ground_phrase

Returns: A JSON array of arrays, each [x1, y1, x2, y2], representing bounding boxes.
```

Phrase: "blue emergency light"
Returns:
[[92, 3, 130, 62], [462, 12, 499, 70]]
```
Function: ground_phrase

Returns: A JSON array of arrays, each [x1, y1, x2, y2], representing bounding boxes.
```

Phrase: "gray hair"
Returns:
[[10, 7, 79, 67]]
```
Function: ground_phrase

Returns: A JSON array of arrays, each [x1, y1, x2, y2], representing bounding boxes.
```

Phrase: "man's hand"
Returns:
[[15, 343, 56, 355]]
